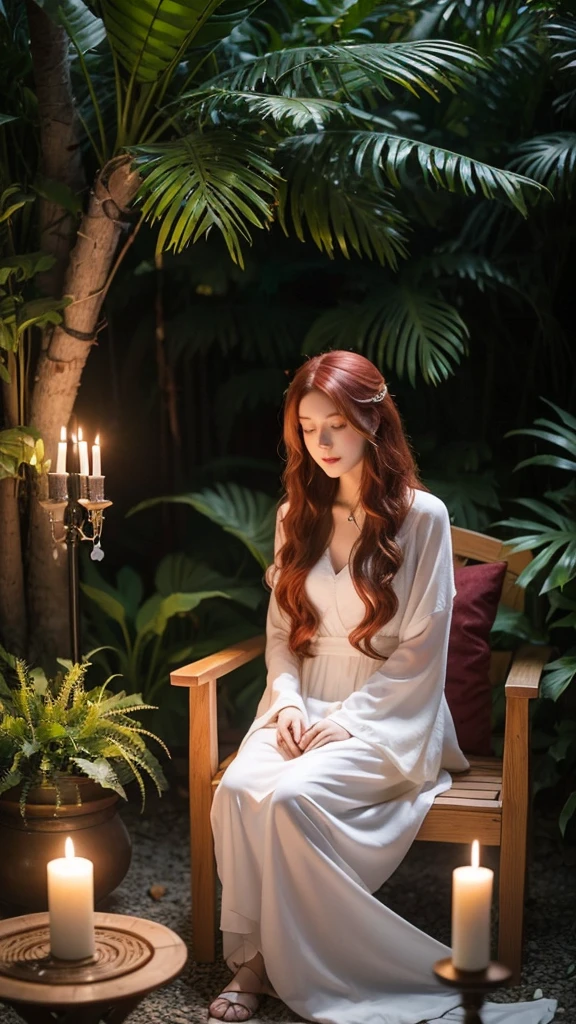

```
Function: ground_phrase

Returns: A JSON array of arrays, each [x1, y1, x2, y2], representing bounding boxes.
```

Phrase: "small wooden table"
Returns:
[[0, 911, 188, 1024]]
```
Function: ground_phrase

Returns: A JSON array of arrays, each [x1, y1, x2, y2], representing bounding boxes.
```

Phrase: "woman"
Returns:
[[208, 351, 556, 1024]]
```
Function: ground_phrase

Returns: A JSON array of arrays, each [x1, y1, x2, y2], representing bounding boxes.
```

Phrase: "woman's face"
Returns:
[[298, 390, 365, 479]]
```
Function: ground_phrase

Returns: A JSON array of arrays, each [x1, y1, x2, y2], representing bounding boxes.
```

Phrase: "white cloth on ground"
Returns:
[[210, 489, 556, 1024]]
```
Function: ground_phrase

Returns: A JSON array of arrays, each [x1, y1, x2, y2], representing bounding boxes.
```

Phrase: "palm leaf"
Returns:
[[218, 40, 487, 100], [282, 131, 543, 217], [100, 0, 223, 83], [304, 284, 468, 387], [507, 134, 576, 199], [33, 0, 106, 53], [132, 131, 280, 266], [189, 89, 350, 131], [277, 153, 408, 266], [408, 251, 524, 296], [545, 14, 576, 114], [128, 483, 276, 567]]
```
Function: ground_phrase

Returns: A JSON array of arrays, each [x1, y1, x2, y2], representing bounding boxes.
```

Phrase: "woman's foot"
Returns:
[[208, 956, 275, 1021]]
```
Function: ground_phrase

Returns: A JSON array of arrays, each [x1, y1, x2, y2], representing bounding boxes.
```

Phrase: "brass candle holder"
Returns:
[[40, 455, 112, 662], [434, 958, 512, 1024]]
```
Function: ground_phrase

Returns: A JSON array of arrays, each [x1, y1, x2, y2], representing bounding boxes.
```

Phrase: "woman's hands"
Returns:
[[276, 707, 306, 757], [276, 708, 351, 757], [299, 719, 352, 752]]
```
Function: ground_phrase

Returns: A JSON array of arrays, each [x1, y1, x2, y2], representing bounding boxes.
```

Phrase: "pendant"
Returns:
[[348, 513, 355, 522]]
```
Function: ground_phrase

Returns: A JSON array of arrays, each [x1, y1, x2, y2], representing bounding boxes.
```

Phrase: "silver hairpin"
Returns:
[[356, 385, 388, 404]]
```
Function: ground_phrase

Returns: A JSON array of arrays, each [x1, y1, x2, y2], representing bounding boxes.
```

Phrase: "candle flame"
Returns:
[[65, 837, 75, 859], [78, 427, 83, 442], [471, 839, 479, 869], [71, 433, 77, 444], [94, 434, 100, 446], [60, 426, 67, 441]]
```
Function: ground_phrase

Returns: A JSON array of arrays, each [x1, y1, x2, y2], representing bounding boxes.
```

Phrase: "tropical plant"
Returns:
[[494, 399, 576, 838], [0, 644, 169, 818], [0, 0, 545, 661]]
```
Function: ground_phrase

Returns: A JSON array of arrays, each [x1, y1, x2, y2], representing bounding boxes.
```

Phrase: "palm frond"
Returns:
[[407, 251, 522, 294], [282, 131, 543, 216], [100, 0, 222, 83], [304, 284, 468, 387], [132, 130, 280, 266], [186, 89, 351, 131], [277, 156, 409, 266], [214, 40, 487, 100], [545, 14, 576, 114], [508, 133, 576, 200]]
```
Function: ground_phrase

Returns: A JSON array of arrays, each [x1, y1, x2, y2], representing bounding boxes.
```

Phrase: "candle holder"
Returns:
[[433, 958, 512, 1024], [40, 470, 112, 663]]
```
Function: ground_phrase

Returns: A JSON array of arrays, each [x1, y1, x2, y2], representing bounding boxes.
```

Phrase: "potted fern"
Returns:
[[0, 647, 169, 911]]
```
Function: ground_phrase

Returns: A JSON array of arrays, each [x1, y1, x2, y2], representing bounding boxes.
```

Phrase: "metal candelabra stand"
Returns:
[[40, 462, 112, 663]]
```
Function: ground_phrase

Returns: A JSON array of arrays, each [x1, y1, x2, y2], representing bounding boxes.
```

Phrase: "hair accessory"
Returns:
[[356, 384, 388, 404]]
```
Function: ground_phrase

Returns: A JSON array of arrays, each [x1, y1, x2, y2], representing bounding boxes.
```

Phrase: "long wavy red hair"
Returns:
[[267, 350, 427, 660]]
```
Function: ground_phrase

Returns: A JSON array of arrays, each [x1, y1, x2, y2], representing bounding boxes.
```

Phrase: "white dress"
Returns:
[[210, 490, 557, 1024]]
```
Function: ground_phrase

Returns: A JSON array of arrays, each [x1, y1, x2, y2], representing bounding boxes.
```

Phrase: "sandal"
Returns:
[[208, 962, 265, 1022]]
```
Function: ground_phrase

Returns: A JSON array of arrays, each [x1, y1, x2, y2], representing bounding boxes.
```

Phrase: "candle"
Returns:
[[92, 434, 101, 477], [78, 427, 89, 476], [451, 840, 494, 971], [56, 426, 67, 475], [47, 836, 95, 960]]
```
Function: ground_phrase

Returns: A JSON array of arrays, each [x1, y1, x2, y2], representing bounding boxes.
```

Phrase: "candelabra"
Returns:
[[433, 958, 512, 1024], [40, 433, 111, 663]]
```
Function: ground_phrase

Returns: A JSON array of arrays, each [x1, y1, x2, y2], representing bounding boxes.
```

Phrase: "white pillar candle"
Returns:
[[47, 837, 95, 960], [77, 427, 90, 476], [56, 426, 67, 475], [451, 840, 494, 971], [92, 434, 101, 477]]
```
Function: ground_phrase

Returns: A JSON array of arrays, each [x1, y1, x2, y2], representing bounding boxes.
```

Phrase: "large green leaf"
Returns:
[[33, 0, 106, 52], [277, 156, 408, 266], [80, 584, 127, 630], [101, 0, 224, 83], [132, 131, 280, 267], [129, 483, 276, 568], [282, 131, 543, 217], [155, 552, 263, 609], [508, 133, 576, 199], [304, 284, 468, 386], [220, 40, 487, 99]]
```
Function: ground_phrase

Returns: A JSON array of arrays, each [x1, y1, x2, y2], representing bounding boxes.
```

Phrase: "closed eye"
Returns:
[[302, 424, 347, 434]]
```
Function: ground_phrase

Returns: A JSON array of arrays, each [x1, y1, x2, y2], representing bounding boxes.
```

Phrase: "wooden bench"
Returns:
[[171, 525, 550, 983]]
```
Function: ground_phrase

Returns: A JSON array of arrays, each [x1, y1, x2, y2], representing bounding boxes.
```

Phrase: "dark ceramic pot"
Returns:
[[0, 775, 132, 911]]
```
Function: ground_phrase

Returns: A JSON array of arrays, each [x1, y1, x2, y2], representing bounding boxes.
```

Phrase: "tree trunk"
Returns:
[[26, 1, 85, 297], [28, 158, 141, 661], [0, 361, 27, 655]]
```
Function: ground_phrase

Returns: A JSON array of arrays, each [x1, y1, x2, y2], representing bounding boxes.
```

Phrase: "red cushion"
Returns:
[[445, 561, 508, 756]]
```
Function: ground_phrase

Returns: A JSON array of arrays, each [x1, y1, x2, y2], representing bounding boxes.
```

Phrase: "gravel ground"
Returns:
[[1, 788, 574, 1023]]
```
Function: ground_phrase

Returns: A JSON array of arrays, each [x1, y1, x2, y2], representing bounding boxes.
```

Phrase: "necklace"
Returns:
[[347, 503, 362, 532]]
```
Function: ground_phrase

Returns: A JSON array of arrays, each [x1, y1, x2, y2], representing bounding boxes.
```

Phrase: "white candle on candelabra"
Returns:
[[451, 840, 493, 971], [92, 434, 101, 477], [47, 836, 95, 960], [78, 427, 90, 477], [56, 426, 67, 475]]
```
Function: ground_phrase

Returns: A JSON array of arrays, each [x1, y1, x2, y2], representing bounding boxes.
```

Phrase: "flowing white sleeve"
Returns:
[[328, 497, 466, 783], [248, 507, 307, 731]]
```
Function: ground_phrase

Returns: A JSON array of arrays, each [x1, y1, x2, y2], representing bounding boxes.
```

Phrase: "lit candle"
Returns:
[[92, 434, 101, 477], [56, 426, 67, 475], [451, 840, 494, 971], [78, 427, 90, 477], [47, 836, 95, 960]]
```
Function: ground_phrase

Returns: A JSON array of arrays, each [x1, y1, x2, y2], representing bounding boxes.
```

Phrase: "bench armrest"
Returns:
[[504, 644, 552, 700], [170, 634, 265, 688]]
